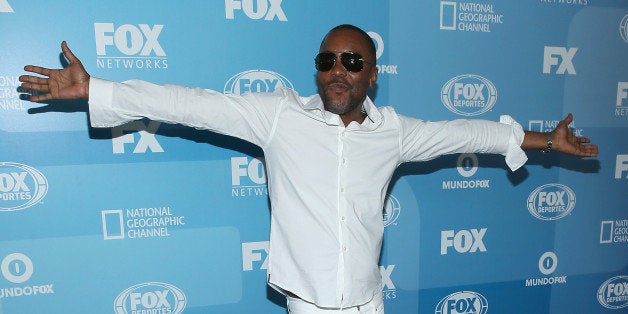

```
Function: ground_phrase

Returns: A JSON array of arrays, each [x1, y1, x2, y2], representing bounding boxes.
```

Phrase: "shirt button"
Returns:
[[340, 187, 345, 193], [342, 158, 347, 164], [342, 246, 347, 252], [341, 216, 346, 221]]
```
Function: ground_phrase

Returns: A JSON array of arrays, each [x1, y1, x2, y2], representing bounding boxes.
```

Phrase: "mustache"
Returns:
[[325, 79, 351, 88]]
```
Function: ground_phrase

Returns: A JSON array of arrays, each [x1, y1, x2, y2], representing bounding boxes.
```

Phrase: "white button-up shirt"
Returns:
[[88, 78, 527, 308]]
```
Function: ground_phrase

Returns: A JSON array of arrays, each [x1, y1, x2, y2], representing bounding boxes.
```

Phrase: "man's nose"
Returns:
[[330, 56, 347, 75]]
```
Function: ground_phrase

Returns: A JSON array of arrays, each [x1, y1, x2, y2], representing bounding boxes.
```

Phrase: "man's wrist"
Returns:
[[83, 76, 91, 100]]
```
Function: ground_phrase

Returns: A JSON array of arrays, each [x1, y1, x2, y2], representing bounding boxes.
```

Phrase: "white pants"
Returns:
[[286, 293, 384, 314]]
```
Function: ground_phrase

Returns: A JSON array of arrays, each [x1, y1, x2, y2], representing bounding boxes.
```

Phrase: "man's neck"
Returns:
[[340, 110, 367, 127]]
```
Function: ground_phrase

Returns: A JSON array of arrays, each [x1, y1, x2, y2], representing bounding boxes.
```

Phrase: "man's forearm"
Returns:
[[522, 131, 552, 151]]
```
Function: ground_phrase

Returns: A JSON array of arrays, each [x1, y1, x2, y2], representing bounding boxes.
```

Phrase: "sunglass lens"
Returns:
[[315, 52, 335, 72], [340, 52, 364, 72]]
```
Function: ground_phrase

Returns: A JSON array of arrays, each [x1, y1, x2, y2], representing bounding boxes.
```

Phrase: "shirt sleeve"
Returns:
[[397, 114, 528, 171], [88, 77, 285, 147]]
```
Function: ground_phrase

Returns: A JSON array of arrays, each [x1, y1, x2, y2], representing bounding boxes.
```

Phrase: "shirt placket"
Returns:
[[336, 126, 350, 307]]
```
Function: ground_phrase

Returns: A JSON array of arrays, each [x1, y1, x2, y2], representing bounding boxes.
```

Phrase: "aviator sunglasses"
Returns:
[[314, 51, 373, 72]]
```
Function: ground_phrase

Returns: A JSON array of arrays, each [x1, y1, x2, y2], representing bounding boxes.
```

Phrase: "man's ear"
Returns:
[[369, 69, 378, 88]]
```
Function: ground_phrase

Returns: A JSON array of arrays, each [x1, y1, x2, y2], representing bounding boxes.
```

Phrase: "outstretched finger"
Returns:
[[590, 145, 599, 156], [19, 74, 49, 85], [577, 137, 591, 143], [581, 144, 598, 157], [20, 81, 50, 93], [560, 113, 574, 126], [61, 41, 80, 64], [23, 65, 51, 77], [28, 92, 52, 103]]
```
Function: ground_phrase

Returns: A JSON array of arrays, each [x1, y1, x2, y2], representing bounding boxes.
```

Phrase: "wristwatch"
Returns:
[[541, 132, 553, 153]]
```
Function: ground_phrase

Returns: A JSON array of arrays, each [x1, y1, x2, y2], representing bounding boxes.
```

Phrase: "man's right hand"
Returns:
[[19, 41, 90, 102]]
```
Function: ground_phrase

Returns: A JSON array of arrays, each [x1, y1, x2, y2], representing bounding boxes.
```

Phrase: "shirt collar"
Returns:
[[302, 94, 383, 130]]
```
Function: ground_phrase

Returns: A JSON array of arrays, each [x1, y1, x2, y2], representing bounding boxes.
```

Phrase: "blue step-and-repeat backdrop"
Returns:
[[1, 1, 627, 313]]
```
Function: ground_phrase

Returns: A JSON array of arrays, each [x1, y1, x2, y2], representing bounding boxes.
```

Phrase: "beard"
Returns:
[[317, 78, 364, 116]]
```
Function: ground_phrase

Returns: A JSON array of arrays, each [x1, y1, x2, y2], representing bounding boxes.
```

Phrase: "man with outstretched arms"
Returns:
[[20, 24, 597, 314]]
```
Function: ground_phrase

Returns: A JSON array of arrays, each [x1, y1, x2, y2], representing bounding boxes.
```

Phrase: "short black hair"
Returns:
[[322, 24, 377, 65]]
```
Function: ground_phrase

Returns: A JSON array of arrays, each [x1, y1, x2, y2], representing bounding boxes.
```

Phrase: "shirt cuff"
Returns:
[[499, 115, 528, 171], [88, 77, 115, 128]]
